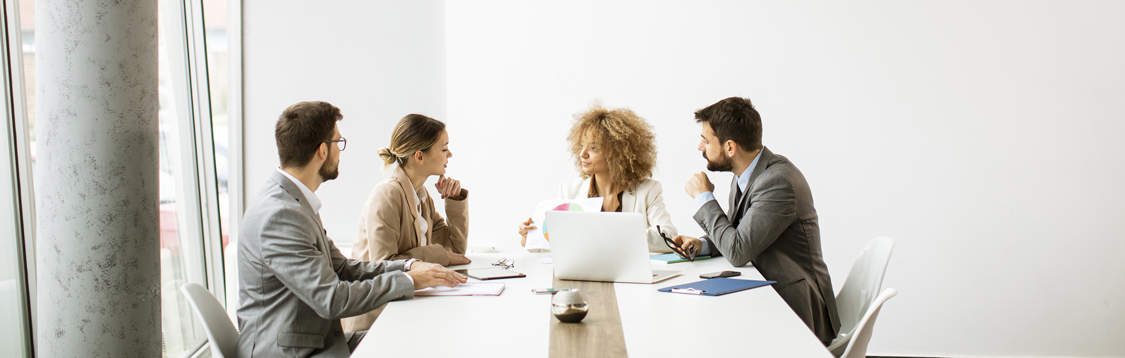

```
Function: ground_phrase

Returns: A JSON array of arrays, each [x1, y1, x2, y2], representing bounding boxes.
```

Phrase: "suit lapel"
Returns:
[[271, 171, 330, 259], [727, 177, 739, 219], [747, 147, 772, 187], [392, 166, 425, 246], [621, 185, 638, 213], [732, 147, 774, 220]]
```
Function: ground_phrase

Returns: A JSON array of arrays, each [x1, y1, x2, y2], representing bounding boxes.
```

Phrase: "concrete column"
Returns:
[[35, 0, 160, 357]]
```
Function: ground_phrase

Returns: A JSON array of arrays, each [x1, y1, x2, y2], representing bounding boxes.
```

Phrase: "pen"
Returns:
[[532, 288, 577, 294]]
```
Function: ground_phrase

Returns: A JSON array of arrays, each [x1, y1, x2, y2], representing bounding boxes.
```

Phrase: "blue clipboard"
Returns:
[[657, 277, 776, 296]]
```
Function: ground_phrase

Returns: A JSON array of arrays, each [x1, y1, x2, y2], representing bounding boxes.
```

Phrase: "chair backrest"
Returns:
[[840, 288, 897, 358], [180, 283, 238, 358], [828, 236, 895, 355]]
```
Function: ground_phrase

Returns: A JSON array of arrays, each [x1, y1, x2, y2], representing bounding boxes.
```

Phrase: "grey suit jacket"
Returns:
[[236, 171, 415, 358], [694, 147, 841, 345]]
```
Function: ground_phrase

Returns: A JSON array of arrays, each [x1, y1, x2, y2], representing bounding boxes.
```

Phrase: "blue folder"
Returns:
[[657, 277, 776, 296]]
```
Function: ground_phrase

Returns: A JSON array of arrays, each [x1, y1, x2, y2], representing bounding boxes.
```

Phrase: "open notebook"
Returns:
[[413, 281, 506, 296]]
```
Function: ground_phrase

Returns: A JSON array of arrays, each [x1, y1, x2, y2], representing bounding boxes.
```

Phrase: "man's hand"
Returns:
[[407, 262, 466, 289], [685, 172, 714, 198], [518, 217, 536, 246], [435, 175, 464, 200], [672, 235, 702, 258], [408, 260, 438, 272], [446, 251, 472, 266]]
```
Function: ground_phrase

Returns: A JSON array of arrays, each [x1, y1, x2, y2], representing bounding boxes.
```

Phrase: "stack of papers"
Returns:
[[414, 281, 506, 296]]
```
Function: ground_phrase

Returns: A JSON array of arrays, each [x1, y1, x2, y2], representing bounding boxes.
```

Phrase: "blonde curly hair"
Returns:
[[567, 102, 657, 191]]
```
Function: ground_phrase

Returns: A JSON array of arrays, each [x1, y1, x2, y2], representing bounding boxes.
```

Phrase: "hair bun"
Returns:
[[377, 147, 398, 167]]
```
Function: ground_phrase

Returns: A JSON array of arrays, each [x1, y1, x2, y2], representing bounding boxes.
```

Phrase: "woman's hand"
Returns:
[[446, 250, 472, 265], [518, 217, 536, 246], [435, 175, 464, 200]]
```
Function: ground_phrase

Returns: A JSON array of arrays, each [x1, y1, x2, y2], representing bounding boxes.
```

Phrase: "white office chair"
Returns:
[[839, 288, 897, 358], [180, 283, 238, 358], [828, 236, 896, 357]]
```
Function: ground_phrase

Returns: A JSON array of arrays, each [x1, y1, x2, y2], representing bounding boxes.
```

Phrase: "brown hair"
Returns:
[[694, 97, 762, 151], [275, 101, 343, 168], [566, 102, 657, 191], [378, 114, 446, 170]]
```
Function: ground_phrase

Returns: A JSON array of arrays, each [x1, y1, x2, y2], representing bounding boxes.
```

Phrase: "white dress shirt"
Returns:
[[277, 168, 321, 212], [276, 168, 413, 284]]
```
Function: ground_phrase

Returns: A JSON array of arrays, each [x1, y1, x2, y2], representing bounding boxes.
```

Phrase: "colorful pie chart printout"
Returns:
[[552, 203, 584, 212], [543, 203, 585, 241], [524, 197, 604, 252]]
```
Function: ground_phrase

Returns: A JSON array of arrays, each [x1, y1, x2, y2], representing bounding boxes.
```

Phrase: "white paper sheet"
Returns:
[[413, 281, 506, 296], [524, 197, 604, 251]]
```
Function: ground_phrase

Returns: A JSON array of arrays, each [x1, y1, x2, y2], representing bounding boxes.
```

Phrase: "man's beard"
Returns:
[[319, 153, 339, 182], [704, 151, 734, 172]]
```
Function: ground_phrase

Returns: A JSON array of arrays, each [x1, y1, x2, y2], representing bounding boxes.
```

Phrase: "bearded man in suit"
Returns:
[[673, 97, 840, 346], [236, 101, 465, 357]]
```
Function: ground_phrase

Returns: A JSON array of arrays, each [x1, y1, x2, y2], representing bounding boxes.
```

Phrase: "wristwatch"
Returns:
[[403, 258, 417, 271]]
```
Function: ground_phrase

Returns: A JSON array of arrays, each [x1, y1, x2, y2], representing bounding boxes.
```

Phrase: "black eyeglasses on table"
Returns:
[[492, 257, 514, 269], [657, 225, 695, 262]]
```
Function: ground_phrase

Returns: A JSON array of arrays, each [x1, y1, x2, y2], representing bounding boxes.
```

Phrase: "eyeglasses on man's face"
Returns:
[[325, 137, 346, 151]]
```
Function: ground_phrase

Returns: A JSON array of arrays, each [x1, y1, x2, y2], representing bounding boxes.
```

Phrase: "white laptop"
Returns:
[[546, 211, 680, 284]]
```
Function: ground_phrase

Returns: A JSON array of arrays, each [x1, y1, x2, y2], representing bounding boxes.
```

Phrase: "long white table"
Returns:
[[354, 252, 833, 357]]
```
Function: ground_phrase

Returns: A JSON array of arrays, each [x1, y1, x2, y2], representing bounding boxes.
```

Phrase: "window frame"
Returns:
[[165, 0, 245, 353], [222, 0, 245, 317], [163, 0, 227, 303], [1, 0, 36, 356]]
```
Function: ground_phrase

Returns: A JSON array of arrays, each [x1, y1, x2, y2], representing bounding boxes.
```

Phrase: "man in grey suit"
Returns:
[[673, 97, 841, 346], [236, 101, 465, 357]]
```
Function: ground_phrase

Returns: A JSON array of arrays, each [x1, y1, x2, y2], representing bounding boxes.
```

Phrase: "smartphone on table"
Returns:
[[699, 270, 741, 279]]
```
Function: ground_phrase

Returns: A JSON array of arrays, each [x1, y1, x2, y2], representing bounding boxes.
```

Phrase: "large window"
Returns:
[[8, 0, 239, 357], [2, 2, 34, 357], [200, 0, 243, 315], [157, 3, 210, 354]]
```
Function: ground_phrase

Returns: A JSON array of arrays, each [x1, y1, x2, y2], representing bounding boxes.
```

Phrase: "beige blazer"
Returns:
[[343, 166, 468, 332], [558, 177, 676, 253]]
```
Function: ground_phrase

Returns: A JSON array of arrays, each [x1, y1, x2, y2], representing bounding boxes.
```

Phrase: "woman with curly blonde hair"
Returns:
[[519, 102, 677, 253]]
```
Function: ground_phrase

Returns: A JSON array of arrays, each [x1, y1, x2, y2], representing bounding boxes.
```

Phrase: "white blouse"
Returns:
[[557, 177, 677, 253], [412, 187, 429, 246]]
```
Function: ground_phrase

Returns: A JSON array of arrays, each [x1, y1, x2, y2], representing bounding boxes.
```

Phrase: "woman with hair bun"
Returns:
[[343, 113, 470, 332], [518, 102, 677, 253]]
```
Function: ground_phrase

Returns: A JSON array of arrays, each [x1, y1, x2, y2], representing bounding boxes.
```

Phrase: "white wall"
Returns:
[[242, 1, 1125, 356], [445, 1, 1125, 357], [243, 0, 446, 251]]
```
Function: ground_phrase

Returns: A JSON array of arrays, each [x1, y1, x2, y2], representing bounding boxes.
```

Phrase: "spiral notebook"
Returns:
[[414, 281, 506, 296]]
